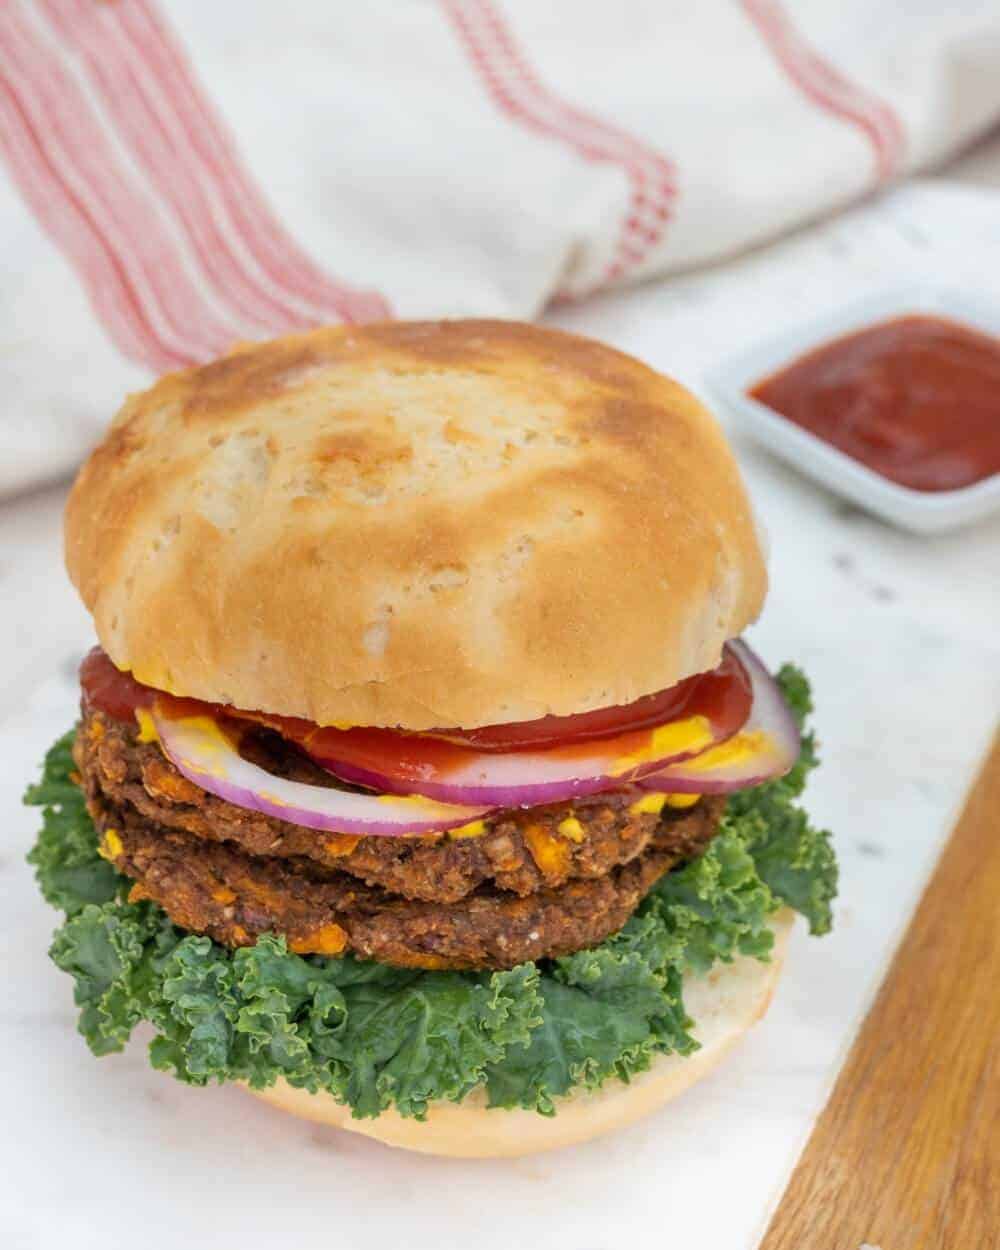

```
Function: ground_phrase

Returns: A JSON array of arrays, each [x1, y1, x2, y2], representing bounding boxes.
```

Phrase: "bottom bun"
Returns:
[[247, 908, 795, 1157]]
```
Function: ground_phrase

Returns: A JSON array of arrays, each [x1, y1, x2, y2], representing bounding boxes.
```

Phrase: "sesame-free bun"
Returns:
[[66, 320, 767, 728], [246, 909, 794, 1157]]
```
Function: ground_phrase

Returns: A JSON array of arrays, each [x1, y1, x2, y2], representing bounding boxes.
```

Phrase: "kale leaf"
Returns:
[[24, 730, 121, 914], [25, 665, 837, 1117]]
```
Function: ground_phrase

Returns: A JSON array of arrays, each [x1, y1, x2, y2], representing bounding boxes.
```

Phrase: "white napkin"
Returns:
[[3, 0, 1000, 494]]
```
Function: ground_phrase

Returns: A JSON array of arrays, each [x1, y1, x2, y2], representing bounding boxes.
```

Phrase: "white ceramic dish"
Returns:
[[707, 285, 1000, 533]]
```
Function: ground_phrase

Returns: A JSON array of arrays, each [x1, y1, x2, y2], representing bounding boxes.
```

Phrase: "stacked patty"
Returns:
[[75, 703, 725, 970]]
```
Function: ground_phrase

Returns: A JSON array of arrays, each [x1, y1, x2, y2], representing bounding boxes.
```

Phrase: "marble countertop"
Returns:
[[3, 175, 999, 1250]]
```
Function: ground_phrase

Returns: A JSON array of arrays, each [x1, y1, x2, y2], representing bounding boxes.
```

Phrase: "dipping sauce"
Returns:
[[749, 314, 1000, 492]]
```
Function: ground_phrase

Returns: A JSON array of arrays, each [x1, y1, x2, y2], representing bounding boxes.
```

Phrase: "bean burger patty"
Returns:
[[74, 706, 726, 970]]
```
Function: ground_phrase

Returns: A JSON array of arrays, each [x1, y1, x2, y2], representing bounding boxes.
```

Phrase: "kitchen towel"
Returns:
[[4, 0, 1000, 493]]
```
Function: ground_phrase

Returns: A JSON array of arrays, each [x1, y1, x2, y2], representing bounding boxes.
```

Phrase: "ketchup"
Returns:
[[750, 314, 1000, 492], [79, 647, 154, 721], [426, 646, 751, 751], [79, 645, 752, 760], [270, 647, 751, 785]]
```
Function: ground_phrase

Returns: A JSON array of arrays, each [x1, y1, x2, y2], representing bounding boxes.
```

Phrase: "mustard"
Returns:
[[448, 819, 487, 840], [98, 829, 123, 861], [611, 715, 714, 776], [629, 792, 667, 816], [557, 816, 585, 842], [678, 730, 772, 774], [663, 792, 700, 809], [135, 707, 159, 744], [629, 791, 702, 816]]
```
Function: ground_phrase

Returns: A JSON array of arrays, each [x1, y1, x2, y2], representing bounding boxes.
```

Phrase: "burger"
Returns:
[[25, 320, 837, 1157]]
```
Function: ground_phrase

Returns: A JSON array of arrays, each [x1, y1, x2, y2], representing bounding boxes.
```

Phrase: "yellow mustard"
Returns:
[[98, 829, 123, 861], [611, 715, 714, 776], [448, 819, 487, 840], [557, 816, 585, 842]]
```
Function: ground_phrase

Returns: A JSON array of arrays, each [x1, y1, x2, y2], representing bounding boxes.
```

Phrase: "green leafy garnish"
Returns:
[[25, 667, 836, 1118], [726, 665, 838, 935], [25, 730, 122, 914]]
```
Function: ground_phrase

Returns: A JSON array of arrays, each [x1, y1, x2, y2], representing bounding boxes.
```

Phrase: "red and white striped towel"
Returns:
[[3, 0, 1000, 494]]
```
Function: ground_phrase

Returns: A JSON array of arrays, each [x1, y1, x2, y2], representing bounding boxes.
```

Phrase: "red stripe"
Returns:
[[0, 73, 164, 370], [40, 0, 316, 337], [0, 3, 237, 367], [741, 0, 905, 182], [118, 0, 391, 325], [440, 0, 677, 293]]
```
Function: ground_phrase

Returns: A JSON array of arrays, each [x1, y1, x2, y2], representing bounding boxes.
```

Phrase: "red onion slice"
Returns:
[[311, 709, 726, 809], [148, 706, 492, 837], [637, 641, 799, 794], [305, 648, 753, 809]]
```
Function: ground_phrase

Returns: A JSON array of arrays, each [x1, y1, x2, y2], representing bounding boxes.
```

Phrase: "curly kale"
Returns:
[[24, 666, 836, 1117]]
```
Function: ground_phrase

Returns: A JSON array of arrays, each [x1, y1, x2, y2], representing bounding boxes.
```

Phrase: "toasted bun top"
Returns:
[[65, 320, 767, 728]]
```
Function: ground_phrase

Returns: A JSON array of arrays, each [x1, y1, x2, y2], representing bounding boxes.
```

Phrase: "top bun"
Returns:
[[66, 320, 767, 729]]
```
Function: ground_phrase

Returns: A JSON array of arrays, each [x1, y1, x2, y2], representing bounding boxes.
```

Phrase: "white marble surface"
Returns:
[[2, 179, 1000, 1250]]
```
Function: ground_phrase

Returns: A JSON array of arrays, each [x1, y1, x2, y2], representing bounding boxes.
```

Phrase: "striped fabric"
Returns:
[[0, 0, 390, 374], [2, 0, 1000, 490]]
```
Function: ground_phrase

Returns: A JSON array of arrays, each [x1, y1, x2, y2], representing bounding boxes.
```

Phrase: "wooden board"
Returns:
[[760, 732, 1000, 1250]]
